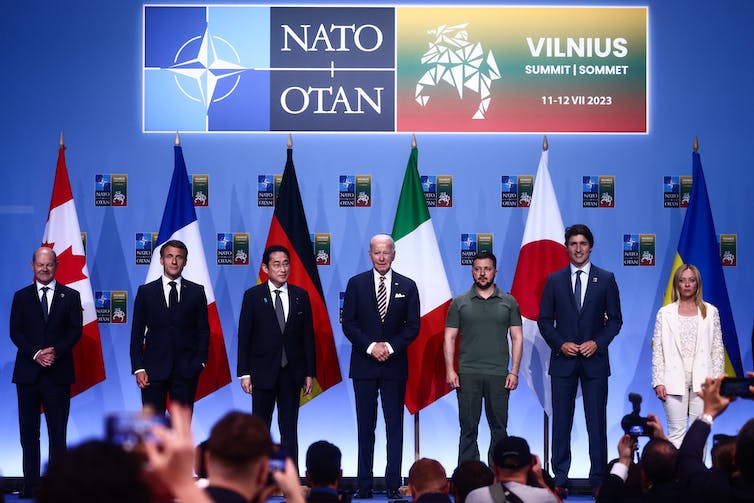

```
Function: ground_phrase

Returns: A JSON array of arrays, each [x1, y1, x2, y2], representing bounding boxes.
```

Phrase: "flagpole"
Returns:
[[410, 132, 422, 463], [59, 131, 64, 148], [175, 131, 181, 146], [541, 135, 551, 475], [693, 135, 699, 152]]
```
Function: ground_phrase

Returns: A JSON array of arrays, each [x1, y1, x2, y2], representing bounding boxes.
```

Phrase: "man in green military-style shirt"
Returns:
[[443, 251, 523, 465]]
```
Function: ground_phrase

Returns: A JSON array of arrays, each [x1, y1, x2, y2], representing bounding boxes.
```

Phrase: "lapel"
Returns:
[[561, 268, 580, 314], [29, 284, 47, 323], [581, 266, 600, 313]]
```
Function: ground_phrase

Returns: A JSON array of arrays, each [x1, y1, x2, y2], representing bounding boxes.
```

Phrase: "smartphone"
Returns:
[[267, 444, 287, 485], [105, 412, 169, 450], [719, 377, 754, 398]]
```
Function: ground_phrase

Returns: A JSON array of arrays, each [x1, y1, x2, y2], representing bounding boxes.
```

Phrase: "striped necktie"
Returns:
[[377, 275, 387, 322]]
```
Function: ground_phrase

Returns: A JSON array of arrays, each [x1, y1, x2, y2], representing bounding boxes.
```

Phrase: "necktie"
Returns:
[[574, 270, 582, 312], [377, 275, 387, 322], [41, 286, 50, 321], [168, 281, 178, 311], [274, 290, 288, 366]]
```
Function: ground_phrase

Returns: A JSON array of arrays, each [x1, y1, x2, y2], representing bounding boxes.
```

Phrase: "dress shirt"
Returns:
[[268, 280, 289, 320], [161, 275, 182, 305], [569, 262, 591, 308], [366, 269, 394, 356], [33, 280, 58, 361]]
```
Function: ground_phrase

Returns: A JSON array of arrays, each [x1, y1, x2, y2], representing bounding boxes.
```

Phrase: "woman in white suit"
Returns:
[[651, 263, 724, 447]]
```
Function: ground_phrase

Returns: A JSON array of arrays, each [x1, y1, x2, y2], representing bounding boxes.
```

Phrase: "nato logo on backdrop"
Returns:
[[95, 174, 128, 206], [339, 175, 371, 207], [623, 234, 655, 266], [95, 291, 128, 323]]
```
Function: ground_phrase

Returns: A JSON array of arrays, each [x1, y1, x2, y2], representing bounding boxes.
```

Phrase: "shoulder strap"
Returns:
[[499, 483, 524, 503], [488, 482, 507, 503]]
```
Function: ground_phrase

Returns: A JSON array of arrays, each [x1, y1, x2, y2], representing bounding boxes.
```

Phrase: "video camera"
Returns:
[[621, 393, 652, 437]]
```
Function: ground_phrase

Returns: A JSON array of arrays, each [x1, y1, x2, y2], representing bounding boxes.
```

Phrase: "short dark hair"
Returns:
[[206, 411, 272, 468], [564, 224, 594, 247], [305, 440, 341, 486], [736, 418, 754, 481], [641, 438, 677, 484], [262, 245, 290, 266], [451, 460, 494, 503], [37, 440, 152, 503], [472, 251, 497, 269], [160, 239, 188, 258], [408, 458, 447, 495]]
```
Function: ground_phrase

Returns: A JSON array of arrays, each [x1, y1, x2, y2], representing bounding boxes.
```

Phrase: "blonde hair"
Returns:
[[671, 264, 707, 318]]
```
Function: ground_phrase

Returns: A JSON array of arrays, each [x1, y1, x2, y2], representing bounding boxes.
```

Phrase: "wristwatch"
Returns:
[[699, 413, 714, 426]]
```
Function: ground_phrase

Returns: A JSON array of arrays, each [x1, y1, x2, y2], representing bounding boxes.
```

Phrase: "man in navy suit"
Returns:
[[130, 239, 209, 415], [342, 234, 420, 499], [237, 244, 316, 467], [538, 224, 622, 497], [10, 246, 83, 497]]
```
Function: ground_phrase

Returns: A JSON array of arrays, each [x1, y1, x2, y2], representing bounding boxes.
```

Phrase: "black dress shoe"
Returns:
[[386, 489, 403, 500], [354, 489, 373, 499]]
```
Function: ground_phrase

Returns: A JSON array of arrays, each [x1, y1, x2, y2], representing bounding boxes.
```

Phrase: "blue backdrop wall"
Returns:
[[1, 0, 752, 480]]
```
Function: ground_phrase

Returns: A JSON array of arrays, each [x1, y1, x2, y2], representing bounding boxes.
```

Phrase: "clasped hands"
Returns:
[[560, 340, 598, 358], [35, 347, 56, 367], [370, 342, 391, 362]]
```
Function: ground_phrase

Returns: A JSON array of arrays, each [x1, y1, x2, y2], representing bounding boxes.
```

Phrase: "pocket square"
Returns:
[[394, 292, 406, 298]]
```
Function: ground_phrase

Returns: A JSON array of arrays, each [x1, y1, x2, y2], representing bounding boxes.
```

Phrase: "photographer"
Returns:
[[597, 413, 680, 503], [677, 374, 754, 502]]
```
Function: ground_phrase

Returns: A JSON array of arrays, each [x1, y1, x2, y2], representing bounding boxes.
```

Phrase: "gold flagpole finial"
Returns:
[[59, 132, 65, 148], [174, 131, 181, 146], [693, 136, 699, 152], [543, 135, 549, 152], [411, 134, 417, 148], [287, 133, 293, 148]]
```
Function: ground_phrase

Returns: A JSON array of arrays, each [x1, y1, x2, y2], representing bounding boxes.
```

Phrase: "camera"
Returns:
[[621, 393, 652, 437], [105, 412, 169, 451]]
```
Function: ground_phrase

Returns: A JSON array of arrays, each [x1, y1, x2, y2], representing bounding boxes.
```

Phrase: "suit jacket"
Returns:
[[651, 301, 724, 394], [236, 282, 316, 389], [538, 264, 622, 378], [342, 270, 420, 380], [130, 277, 210, 381], [10, 283, 83, 385]]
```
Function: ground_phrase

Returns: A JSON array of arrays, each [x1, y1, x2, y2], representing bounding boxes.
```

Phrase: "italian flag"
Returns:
[[510, 143, 569, 416], [42, 140, 106, 397], [392, 141, 453, 414]]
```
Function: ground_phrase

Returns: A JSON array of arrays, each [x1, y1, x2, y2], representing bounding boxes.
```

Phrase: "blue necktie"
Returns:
[[41, 286, 50, 321], [574, 270, 583, 312]]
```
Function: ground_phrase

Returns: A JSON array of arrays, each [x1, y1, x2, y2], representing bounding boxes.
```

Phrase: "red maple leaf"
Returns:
[[53, 246, 88, 285]]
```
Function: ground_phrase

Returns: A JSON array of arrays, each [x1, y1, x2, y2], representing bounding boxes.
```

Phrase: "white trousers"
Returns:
[[663, 382, 703, 448]]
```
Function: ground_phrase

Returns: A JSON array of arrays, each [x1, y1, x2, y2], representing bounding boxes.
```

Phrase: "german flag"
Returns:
[[259, 142, 342, 404]]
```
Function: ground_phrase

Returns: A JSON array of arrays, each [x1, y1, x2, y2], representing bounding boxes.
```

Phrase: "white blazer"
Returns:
[[651, 301, 724, 394]]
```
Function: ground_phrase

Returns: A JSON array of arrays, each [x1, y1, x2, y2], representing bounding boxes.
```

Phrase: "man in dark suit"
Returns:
[[538, 224, 622, 497], [10, 246, 83, 497], [237, 244, 316, 467], [130, 239, 209, 415], [342, 234, 420, 499]]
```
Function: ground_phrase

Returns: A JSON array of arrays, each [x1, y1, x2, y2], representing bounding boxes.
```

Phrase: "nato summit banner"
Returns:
[[143, 5, 647, 133]]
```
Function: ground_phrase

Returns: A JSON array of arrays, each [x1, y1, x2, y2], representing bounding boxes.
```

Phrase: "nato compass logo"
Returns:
[[415, 23, 501, 119], [144, 6, 270, 132]]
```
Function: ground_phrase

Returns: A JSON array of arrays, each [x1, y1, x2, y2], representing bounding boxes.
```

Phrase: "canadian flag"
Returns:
[[42, 142, 106, 397], [510, 143, 568, 416]]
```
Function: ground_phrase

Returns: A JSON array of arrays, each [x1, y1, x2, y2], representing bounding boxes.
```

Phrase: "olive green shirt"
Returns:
[[445, 285, 522, 376]]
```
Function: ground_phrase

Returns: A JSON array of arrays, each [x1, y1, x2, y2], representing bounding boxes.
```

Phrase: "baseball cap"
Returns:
[[492, 436, 532, 469]]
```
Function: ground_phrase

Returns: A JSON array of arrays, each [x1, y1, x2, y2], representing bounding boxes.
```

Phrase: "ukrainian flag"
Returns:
[[662, 149, 743, 377]]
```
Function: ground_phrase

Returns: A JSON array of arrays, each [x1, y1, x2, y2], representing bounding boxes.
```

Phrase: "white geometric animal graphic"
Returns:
[[112, 191, 126, 204], [194, 191, 207, 205], [112, 308, 126, 322], [415, 23, 501, 119], [235, 250, 247, 263], [356, 192, 370, 205], [316, 250, 329, 264], [438, 192, 451, 206], [600, 192, 613, 205], [519, 193, 532, 206], [722, 251, 735, 265], [641, 251, 654, 264]]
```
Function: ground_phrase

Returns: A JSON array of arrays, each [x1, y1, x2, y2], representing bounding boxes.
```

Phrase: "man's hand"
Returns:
[[699, 375, 732, 419], [617, 434, 637, 466], [504, 373, 518, 390], [371, 342, 390, 362], [578, 340, 598, 358], [303, 376, 313, 395], [654, 385, 667, 401], [560, 342, 580, 357], [35, 347, 56, 367], [136, 371, 150, 389], [272, 458, 306, 503], [529, 454, 548, 488], [647, 413, 667, 440], [446, 369, 460, 389], [241, 376, 253, 394]]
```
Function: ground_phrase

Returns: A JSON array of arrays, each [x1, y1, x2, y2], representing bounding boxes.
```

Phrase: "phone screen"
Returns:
[[720, 377, 754, 397]]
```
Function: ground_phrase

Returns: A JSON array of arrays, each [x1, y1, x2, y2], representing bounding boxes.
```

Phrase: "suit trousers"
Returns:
[[456, 373, 510, 466], [16, 372, 71, 490], [353, 378, 406, 492], [663, 372, 703, 449], [252, 364, 301, 467], [141, 374, 199, 416], [551, 372, 608, 488]]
